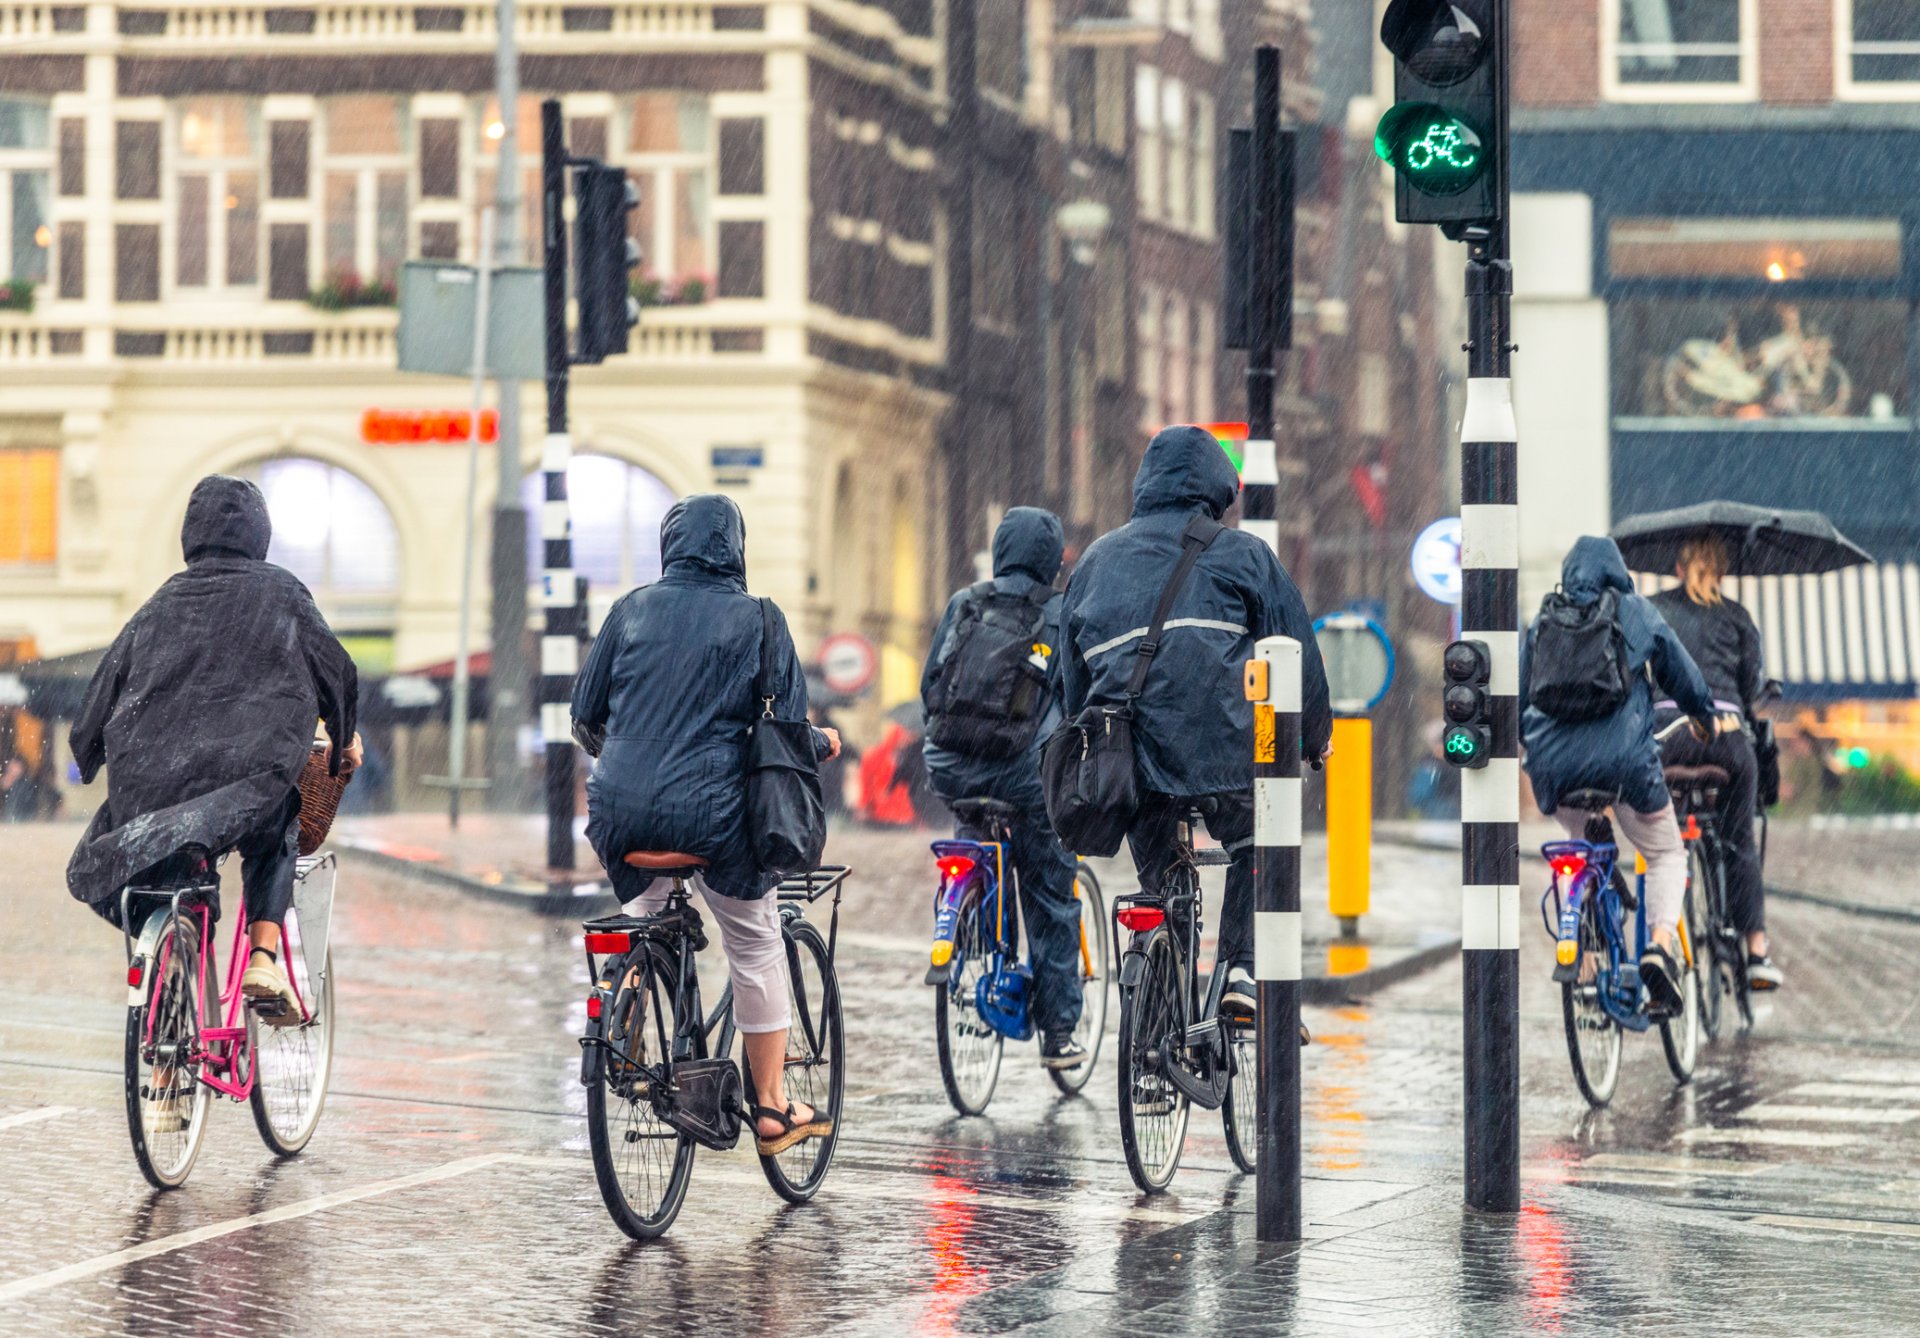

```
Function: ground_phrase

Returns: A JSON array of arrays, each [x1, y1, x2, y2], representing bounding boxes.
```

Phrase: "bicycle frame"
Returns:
[[1541, 839, 1661, 1035]]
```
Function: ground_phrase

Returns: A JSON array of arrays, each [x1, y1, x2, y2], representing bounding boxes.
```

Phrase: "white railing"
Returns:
[[0, 4, 58, 39], [114, 0, 725, 44]]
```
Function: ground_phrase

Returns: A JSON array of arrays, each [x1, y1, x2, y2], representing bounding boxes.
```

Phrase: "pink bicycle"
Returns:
[[121, 850, 338, 1189]]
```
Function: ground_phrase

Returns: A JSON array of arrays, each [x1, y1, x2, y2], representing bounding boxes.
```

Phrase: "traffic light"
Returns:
[[1442, 638, 1492, 769], [573, 164, 641, 364], [1376, 0, 1502, 232]]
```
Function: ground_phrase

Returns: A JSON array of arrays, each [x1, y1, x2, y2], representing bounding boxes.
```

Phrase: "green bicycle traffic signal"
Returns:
[[1377, 0, 1503, 230], [1442, 638, 1492, 770], [1373, 103, 1485, 197]]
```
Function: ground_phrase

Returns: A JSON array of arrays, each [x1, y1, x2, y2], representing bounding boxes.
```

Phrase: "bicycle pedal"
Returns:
[[1183, 1021, 1219, 1048]]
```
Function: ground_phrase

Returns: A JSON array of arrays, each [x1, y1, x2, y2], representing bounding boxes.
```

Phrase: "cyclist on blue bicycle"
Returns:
[[921, 507, 1087, 1071], [1520, 536, 1717, 1012]]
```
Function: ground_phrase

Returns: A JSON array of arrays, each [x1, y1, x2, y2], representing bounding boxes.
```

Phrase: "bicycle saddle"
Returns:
[[622, 851, 711, 870], [1559, 788, 1620, 814], [951, 797, 1019, 824], [1663, 765, 1730, 790]]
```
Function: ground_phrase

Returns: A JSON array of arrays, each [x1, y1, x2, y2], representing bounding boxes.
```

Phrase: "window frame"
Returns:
[[167, 97, 265, 299], [1600, 0, 1759, 104], [618, 92, 715, 288], [319, 96, 415, 285], [1836, 0, 1920, 101]]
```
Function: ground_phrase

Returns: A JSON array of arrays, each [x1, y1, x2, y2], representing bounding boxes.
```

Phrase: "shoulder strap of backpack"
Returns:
[[1125, 516, 1226, 700], [753, 597, 779, 717]]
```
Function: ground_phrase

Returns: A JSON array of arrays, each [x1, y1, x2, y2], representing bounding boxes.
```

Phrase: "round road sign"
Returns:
[[819, 633, 878, 696], [1410, 517, 1462, 606]]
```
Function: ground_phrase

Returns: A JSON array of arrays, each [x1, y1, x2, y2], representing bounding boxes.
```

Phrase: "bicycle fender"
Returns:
[[1119, 945, 1152, 991], [579, 1014, 607, 1087]]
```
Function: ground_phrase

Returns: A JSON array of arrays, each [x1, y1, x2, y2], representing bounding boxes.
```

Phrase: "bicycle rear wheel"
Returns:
[[1117, 927, 1190, 1193], [1562, 900, 1622, 1109], [126, 910, 214, 1190], [1221, 1020, 1257, 1175], [935, 894, 1003, 1116], [1687, 840, 1724, 1044], [753, 916, 844, 1204], [1050, 865, 1109, 1096], [250, 902, 335, 1156], [587, 947, 695, 1239], [1661, 890, 1702, 1084]]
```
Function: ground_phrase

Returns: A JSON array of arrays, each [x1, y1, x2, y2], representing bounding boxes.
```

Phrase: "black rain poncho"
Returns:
[[67, 475, 358, 919]]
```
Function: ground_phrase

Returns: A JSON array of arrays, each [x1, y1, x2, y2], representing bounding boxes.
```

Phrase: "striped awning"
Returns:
[[1635, 564, 1920, 699]]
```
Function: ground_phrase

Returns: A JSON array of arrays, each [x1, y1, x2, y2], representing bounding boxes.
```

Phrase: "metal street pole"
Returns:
[[1461, 0, 1520, 1216], [539, 99, 579, 876], [1251, 636, 1303, 1242], [442, 206, 496, 829], [1239, 45, 1291, 558], [487, 0, 531, 810]]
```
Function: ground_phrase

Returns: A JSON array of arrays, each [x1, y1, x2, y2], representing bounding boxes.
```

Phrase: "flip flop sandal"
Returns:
[[752, 1103, 833, 1157]]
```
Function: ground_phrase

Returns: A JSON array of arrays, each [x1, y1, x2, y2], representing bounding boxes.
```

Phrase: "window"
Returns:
[[268, 222, 308, 300], [320, 98, 411, 284], [1609, 0, 1751, 97], [1, 171, 48, 284], [1135, 65, 1161, 218], [0, 99, 49, 152], [269, 120, 309, 198], [57, 222, 81, 299], [717, 219, 763, 298], [1847, 0, 1920, 89], [1194, 299, 1217, 420], [1134, 74, 1212, 234], [1609, 217, 1901, 281], [1193, 93, 1216, 238], [1137, 284, 1161, 428], [1162, 79, 1188, 232], [246, 458, 400, 624], [519, 454, 677, 596], [420, 220, 458, 259], [623, 94, 712, 286], [173, 99, 261, 293], [717, 119, 763, 196], [116, 223, 159, 301], [57, 118, 82, 197], [0, 447, 57, 567], [1164, 293, 1190, 423], [418, 118, 460, 198], [116, 121, 160, 199], [972, 192, 1018, 332]]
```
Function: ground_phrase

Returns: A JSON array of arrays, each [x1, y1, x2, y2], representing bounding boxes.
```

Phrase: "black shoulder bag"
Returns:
[[1040, 516, 1224, 857], [747, 598, 827, 877]]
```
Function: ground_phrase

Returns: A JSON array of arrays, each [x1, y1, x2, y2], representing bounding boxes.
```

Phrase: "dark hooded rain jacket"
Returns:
[[921, 506, 1066, 811], [67, 475, 358, 918], [1061, 425, 1332, 796], [1519, 536, 1714, 814], [572, 494, 825, 900]]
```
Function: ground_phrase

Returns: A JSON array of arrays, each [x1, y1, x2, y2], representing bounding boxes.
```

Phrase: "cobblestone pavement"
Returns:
[[1, 820, 1916, 1335]]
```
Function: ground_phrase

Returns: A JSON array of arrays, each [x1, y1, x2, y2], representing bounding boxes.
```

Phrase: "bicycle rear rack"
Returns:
[[776, 864, 850, 963]]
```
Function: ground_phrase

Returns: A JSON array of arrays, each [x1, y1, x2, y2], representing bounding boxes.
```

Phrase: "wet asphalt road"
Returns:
[[2, 820, 1917, 1335]]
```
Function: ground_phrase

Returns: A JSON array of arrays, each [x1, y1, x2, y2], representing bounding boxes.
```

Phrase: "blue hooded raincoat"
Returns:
[[1519, 536, 1714, 815], [572, 494, 821, 900], [1061, 425, 1332, 795]]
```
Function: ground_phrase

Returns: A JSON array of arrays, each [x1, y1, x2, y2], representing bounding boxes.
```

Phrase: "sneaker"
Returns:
[[1220, 966, 1257, 1019], [1748, 954, 1784, 991], [1638, 945, 1683, 1016], [1040, 1033, 1088, 1071], [241, 951, 302, 1027]]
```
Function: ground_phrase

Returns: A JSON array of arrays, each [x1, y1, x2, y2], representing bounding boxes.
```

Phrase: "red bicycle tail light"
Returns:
[[583, 932, 632, 955], [937, 855, 977, 882], [1549, 854, 1588, 881], [1116, 906, 1166, 933], [126, 962, 143, 989], [586, 995, 604, 1020]]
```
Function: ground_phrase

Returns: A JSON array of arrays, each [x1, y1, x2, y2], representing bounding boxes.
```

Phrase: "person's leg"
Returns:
[[1205, 792, 1257, 972], [237, 796, 302, 1020], [1615, 802, 1687, 1012], [1012, 810, 1085, 1043], [1714, 737, 1766, 946], [1125, 794, 1180, 896]]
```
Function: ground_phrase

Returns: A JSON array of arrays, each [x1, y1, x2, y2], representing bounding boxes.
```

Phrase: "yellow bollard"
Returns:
[[1326, 717, 1372, 935]]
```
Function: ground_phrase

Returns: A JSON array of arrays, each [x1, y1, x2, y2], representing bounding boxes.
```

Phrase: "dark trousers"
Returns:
[[1127, 791, 1256, 972], [957, 809, 1084, 1037], [145, 793, 301, 928], [1662, 728, 1765, 935]]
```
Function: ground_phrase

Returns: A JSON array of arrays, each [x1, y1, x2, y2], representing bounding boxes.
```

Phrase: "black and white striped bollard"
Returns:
[[1249, 634, 1302, 1241]]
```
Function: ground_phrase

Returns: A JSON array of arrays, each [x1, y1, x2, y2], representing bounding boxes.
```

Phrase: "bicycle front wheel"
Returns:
[[125, 910, 214, 1190], [251, 901, 335, 1155], [1221, 1020, 1257, 1175], [752, 917, 844, 1204], [1050, 865, 1109, 1096], [1687, 840, 1724, 1044], [1562, 901, 1622, 1109], [587, 946, 695, 1240], [935, 894, 1003, 1116], [1117, 927, 1190, 1193]]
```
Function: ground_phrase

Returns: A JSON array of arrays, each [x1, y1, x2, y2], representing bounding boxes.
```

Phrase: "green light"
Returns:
[[1374, 102, 1488, 197], [1444, 725, 1484, 761], [1847, 746, 1871, 769]]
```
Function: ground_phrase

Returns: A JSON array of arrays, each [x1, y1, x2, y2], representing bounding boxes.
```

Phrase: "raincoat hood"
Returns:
[[181, 475, 272, 562], [991, 507, 1064, 584], [1131, 425, 1240, 520], [660, 493, 747, 585], [1561, 536, 1634, 604]]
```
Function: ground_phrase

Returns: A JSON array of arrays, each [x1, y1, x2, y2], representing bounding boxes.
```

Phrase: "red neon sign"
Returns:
[[361, 409, 499, 445]]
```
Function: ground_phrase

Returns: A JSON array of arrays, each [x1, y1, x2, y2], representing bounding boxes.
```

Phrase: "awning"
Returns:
[[1636, 563, 1920, 699]]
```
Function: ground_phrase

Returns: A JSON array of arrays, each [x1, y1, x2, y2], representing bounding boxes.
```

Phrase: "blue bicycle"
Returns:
[[927, 798, 1109, 1114], [1542, 783, 1702, 1108]]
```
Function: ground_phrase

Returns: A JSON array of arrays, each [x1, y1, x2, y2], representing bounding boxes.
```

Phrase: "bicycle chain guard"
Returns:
[[975, 961, 1035, 1042], [659, 1058, 744, 1151]]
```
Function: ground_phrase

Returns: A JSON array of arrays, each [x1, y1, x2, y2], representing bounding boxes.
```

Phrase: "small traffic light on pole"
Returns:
[[1441, 639, 1492, 768], [1375, 0, 1502, 234], [572, 164, 641, 364]]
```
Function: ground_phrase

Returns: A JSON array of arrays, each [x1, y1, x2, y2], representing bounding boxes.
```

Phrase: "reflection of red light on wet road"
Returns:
[[1518, 1198, 1570, 1332], [918, 1174, 983, 1335]]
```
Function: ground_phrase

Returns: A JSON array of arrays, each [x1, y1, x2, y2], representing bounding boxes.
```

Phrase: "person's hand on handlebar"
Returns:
[[820, 727, 843, 761], [1687, 715, 1718, 744], [342, 732, 365, 774]]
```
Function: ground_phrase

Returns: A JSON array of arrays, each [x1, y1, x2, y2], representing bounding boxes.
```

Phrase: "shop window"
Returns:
[[520, 454, 677, 596], [1850, 0, 1920, 85], [0, 448, 57, 567], [1612, 0, 1746, 91], [245, 458, 401, 627], [1608, 217, 1901, 281]]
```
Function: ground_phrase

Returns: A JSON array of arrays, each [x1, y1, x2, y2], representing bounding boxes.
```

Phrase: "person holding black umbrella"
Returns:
[[1649, 537, 1781, 991]]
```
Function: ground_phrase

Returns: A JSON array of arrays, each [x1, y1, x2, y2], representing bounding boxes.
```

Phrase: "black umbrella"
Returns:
[[1611, 501, 1873, 578]]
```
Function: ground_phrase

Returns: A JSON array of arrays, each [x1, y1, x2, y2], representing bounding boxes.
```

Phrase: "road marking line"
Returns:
[[0, 1107, 72, 1132], [1790, 1082, 1920, 1103], [1838, 1068, 1920, 1086], [1576, 1153, 1772, 1177], [0, 1154, 513, 1303], [1747, 1214, 1920, 1240], [1678, 1128, 1868, 1148], [1737, 1104, 1920, 1125]]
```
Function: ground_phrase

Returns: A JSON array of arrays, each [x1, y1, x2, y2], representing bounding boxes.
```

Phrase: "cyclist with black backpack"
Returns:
[[922, 507, 1088, 1071], [1520, 536, 1717, 1012]]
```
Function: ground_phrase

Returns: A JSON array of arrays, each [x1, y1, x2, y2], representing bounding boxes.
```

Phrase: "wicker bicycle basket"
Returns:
[[297, 740, 353, 856]]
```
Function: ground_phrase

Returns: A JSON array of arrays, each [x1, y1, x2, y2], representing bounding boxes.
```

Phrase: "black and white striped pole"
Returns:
[[1236, 44, 1291, 559], [1459, 224, 1520, 1214], [1249, 635, 1302, 1242], [539, 98, 580, 877]]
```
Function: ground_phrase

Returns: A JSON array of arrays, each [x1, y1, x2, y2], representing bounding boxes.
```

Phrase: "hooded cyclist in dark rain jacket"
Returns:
[[1061, 425, 1332, 1020], [921, 507, 1087, 1071]]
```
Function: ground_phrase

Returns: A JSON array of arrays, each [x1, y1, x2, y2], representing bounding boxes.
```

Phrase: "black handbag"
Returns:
[[747, 599, 827, 876], [1753, 718, 1781, 809], [1040, 516, 1224, 857]]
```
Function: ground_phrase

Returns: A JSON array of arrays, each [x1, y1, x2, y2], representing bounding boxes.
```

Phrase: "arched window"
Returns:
[[521, 453, 678, 597]]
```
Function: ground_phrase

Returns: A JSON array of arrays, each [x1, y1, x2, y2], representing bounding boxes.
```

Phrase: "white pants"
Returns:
[[1554, 802, 1686, 938], [625, 876, 792, 1035]]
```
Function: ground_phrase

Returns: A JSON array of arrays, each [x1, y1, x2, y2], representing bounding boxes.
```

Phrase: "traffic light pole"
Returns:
[[1239, 45, 1285, 556], [539, 98, 579, 876]]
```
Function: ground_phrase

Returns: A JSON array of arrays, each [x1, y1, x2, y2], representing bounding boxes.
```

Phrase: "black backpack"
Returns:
[[1530, 588, 1632, 722], [924, 582, 1055, 759]]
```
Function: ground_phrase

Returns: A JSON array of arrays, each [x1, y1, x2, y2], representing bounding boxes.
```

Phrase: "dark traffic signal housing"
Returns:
[[1442, 638, 1492, 769], [1376, 0, 1503, 233], [573, 163, 641, 364]]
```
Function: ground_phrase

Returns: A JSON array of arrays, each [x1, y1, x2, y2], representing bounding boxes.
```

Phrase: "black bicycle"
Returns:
[[578, 863, 848, 1240], [1664, 763, 1751, 1037], [1112, 802, 1256, 1192]]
